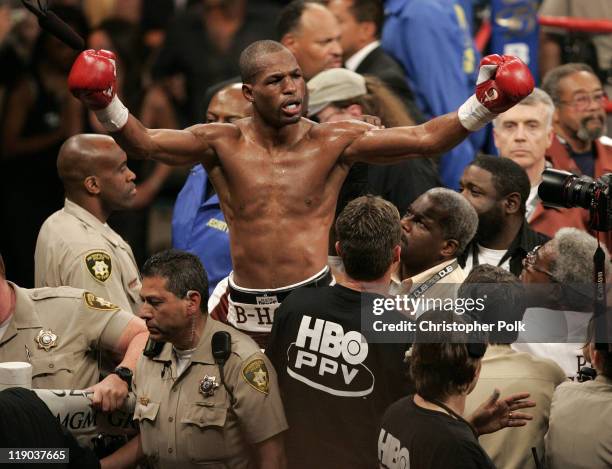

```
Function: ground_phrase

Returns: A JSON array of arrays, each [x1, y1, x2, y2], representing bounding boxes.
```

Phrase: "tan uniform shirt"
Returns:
[[546, 376, 612, 469], [35, 199, 142, 314], [0, 283, 133, 390], [134, 318, 288, 469], [465, 345, 567, 469]]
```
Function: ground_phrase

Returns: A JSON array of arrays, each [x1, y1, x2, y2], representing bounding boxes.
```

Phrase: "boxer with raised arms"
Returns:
[[68, 40, 534, 344]]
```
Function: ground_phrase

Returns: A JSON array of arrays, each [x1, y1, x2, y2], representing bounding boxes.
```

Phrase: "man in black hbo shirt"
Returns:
[[266, 195, 411, 469]]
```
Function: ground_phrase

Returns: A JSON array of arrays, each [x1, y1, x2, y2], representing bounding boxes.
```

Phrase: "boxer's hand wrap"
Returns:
[[458, 54, 534, 131], [93, 95, 129, 133], [68, 49, 129, 132]]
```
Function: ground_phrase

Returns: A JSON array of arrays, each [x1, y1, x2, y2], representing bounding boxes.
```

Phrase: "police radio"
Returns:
[[211, 331, 236, 405], [143, 338, 165, 358]]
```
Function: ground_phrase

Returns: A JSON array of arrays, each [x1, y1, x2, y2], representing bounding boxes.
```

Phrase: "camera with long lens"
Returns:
[[538, 168, 612, 232], [540, 168, 612, 353]]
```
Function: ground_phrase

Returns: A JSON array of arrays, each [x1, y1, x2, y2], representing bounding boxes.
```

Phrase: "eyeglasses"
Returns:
[[522, 245, 559, 281], [558, 91, 607, 111], [523, 245, 595, 303]]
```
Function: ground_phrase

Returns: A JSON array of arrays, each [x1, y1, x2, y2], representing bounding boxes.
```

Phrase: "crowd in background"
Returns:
[[0, 0, 609, 288]]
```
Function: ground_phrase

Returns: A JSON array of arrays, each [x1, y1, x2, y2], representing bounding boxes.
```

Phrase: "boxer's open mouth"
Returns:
[[282, 100, 302, 116]]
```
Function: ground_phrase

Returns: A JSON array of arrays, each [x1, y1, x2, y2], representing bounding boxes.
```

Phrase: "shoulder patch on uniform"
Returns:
[[85, 251, 112, 282], [83, 292, 120, 311], [242, 358, 269, 395]]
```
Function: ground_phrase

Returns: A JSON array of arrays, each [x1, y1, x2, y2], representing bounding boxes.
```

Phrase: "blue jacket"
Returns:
[[382, 0, 486, 189], [172, 165, 232, 295]]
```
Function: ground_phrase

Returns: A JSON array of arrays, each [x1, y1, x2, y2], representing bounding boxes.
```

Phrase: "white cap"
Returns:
[[0, 362, 32, 390], [307, 68, 367, 116]]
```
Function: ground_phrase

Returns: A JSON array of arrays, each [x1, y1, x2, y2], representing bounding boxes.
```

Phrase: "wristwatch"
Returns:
[[111, 366, 133, 391]]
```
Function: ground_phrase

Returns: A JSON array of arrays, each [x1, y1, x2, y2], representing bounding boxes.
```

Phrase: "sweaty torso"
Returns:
[[200, 118, 363, 289]]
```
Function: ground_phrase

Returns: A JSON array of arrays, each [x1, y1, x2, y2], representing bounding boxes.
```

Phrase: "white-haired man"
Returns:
[[516, 227, 610, 378], [493, 88, 587, 237]]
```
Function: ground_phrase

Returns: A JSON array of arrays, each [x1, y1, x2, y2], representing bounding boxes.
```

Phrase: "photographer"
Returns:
[[515, 228, 610, 378]]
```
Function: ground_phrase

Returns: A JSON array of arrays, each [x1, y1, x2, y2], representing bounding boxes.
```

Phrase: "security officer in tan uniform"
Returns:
[[101, 250, 288, 469], [0, 253, 148, 412], [35, 134, 142, 314]]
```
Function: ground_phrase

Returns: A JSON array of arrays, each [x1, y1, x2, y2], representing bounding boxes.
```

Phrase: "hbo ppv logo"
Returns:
[[287, 315, 374, 397], [295, 315, 369, 367]]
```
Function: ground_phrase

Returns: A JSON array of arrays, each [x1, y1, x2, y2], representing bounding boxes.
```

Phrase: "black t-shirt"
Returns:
[[266, 284, 410, 469], [378, 396, 496, 469]]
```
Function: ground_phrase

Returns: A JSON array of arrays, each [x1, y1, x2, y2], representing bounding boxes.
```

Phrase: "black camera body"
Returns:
[[540, 168, 612, 352], [539, 168, 612, 232]]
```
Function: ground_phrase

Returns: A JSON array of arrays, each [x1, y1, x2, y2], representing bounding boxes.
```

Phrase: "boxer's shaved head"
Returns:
[[239, 40, 291, 84], [239, 40, 305, 127]]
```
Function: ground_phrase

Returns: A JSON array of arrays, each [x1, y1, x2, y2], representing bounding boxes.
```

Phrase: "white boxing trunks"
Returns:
[[208, 266, 334, 348]]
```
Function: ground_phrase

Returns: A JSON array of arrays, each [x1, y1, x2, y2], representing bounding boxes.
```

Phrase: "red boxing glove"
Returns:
[[458, 54, 534, 131], [475, 54, 535, 113], [68, 49, 117, 110], [68, 49, 129, 132]]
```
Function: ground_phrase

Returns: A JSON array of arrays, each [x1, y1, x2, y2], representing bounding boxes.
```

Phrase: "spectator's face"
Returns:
[[494, 103, 554, 174], [519, 243, 556, 284], [328, 0, 364, 60], [206, 84, 252, 123], [283, 5, 343, 80], [245, 50, 305, 127], [95, 145, 137, 210], [400, 194, 449, 273], [459, 166, 505, 240], [139, 276, 193, 344], [555, 71, 607, 143]]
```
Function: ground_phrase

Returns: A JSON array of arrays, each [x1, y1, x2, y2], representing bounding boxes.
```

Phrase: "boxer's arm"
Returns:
[[342, 113, 468, 164], [343, 54, 534, 164], [113, 115, 217, 167], [68, 49, 218, 167]]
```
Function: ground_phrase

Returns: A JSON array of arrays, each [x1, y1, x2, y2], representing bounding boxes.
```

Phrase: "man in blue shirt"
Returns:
[[172, 83, 252, 295], [382, 0, 486, 189]]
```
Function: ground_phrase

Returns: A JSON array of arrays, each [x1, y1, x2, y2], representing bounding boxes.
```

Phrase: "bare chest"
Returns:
[[211, 140, 343, 219]]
